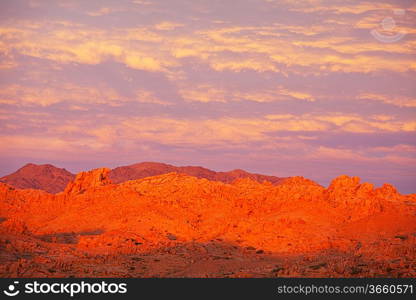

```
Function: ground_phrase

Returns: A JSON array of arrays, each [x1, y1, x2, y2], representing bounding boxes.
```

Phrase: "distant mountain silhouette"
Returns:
[[0, 162, 285, 193], [109, 162, 285, 185], [0, 163, 75, 194]]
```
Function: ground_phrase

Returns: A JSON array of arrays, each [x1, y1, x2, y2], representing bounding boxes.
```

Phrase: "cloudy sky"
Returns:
[[0, 0, 415, 193]]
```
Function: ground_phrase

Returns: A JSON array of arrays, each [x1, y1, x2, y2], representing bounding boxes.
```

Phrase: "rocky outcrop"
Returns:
[[325, 175, 362, 205], [63, 168, 112, 195], [325, 175, 385, 219]]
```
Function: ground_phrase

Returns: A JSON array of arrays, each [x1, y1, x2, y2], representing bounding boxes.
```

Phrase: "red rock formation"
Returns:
[[0, 163, 74, 194], [63, 168, 112, 195], [0, 166, 415, 278]]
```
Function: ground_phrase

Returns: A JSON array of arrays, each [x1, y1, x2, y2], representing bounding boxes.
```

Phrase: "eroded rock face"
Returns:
[[0, 169, 415, 278], [324, 175, 386, 221], [376, 184, 400, 202], [64, 168, 112, 195], [326, 175, 361, 204]]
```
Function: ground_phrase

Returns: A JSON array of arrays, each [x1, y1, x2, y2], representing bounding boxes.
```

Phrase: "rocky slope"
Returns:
[[0, 167, 415, 278]]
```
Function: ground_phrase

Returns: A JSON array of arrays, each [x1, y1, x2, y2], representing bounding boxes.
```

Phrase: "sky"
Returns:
[[0, 0, 415, 193]]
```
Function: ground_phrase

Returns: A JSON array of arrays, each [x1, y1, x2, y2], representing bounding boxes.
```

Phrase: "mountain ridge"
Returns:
[[0, 162, 286, 194]]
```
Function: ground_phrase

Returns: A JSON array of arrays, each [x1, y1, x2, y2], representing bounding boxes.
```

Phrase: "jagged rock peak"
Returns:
[[64, 168, 111, 195], [325, 175, 363, 205], [281, 176, 321, 186], [328, 175, 361, 190]]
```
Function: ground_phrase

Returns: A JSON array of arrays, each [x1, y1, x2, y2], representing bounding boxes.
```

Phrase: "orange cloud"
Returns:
[[135, 90, 171, 105], [86, 7, 124, 17], [0, 83, 167, 107], [117, 113, 415, 147], [307, 145, 416, 166], [358, 93, 416, 108], [277, 86, 315, 102], [288, 2, 398, 14], [179, 85, 228, 103], [2, 17, 414, 77], [1, 112, 415, 165], [178, 85, 315, 103], [155, 22, 185, 31]]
